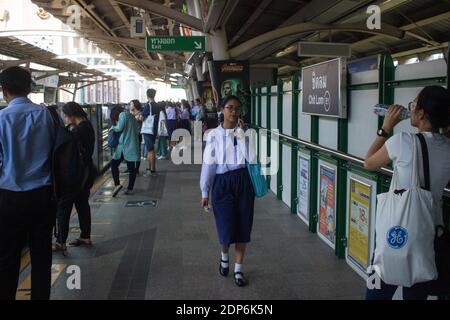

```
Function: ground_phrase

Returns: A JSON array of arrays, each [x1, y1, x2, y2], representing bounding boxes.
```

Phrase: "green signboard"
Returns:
[[146, 36, 206, 52]]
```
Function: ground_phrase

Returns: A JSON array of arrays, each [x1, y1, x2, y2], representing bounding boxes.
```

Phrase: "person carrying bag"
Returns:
[[372, 134, 437, 288]]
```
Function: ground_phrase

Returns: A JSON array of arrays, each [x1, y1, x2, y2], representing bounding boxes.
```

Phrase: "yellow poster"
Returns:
[[348, 178, 371, 269]]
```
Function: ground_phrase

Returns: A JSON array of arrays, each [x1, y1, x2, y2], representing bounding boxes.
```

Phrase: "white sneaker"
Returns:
[[112, 185, 123, 197]]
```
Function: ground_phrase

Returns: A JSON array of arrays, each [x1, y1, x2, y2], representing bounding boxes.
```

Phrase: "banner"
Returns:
[[319, 165, 336, 245], [297, 155, 310, 223], [348, 178, 372, 269], [210, 60, 251, 124]]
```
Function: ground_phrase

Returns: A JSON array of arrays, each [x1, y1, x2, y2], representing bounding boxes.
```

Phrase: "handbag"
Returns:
[[247, 162, 268, 198], [107, 129, 120, 148], [413, 134, 450, 296], [371, 133, 437, 287]]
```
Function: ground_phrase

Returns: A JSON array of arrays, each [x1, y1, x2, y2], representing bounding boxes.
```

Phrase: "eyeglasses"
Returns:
[[408, 101, 416, 111], [224, 105, 242, 113]]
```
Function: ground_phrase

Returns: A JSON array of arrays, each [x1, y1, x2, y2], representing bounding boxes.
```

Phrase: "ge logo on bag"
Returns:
[[386, 226, 408, 249]]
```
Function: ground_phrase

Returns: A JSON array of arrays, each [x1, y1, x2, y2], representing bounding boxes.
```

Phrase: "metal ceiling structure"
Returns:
[[29, 0, 450, 79], [32, 0, 190, 81], [0, 36, 114, 85]]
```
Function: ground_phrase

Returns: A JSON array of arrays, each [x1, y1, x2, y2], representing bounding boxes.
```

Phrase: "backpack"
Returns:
[[47, 107, 91, 201]]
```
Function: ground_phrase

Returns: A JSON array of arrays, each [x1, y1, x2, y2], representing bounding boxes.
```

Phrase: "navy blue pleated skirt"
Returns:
[[211, 168, 255, 247]]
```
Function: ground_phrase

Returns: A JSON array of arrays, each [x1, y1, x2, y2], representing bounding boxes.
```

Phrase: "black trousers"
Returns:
[[56, 188, 91, 244], [0, 186, 55, 300], [111, 155, 138, 190]]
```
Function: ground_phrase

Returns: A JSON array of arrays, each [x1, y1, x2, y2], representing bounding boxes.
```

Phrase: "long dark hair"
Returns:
[[416, 86, 450, 131], [62, 102, 88, 120], [130, 99, 142, 111], [110, 105, 124, 125]]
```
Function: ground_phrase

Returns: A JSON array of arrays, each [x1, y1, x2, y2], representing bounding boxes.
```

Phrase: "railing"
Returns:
[[257, 127, 450, 198]]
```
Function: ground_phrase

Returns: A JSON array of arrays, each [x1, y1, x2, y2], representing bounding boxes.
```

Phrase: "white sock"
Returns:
[[221, 252, 229, 268], [234, 263, 243, 278]]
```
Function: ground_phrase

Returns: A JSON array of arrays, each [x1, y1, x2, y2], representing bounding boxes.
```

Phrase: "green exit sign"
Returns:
[[146, 36, 206, 52]]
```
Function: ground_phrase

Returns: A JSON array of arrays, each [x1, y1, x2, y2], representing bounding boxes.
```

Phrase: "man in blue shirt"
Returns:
[[0, 66, 56, 300]]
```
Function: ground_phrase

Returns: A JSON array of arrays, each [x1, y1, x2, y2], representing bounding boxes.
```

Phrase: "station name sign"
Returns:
[[301, 58, 347, 118], [146, 36, 206, 52]]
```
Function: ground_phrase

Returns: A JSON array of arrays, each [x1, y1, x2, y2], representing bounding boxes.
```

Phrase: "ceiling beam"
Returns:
[[116, 0, 204, 32], [228, 22, 405, 58], [229, 0, 272, 47]]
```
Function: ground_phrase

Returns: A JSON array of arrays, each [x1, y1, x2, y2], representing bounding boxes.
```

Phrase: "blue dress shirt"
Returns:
[[0, 97, 55, 191]]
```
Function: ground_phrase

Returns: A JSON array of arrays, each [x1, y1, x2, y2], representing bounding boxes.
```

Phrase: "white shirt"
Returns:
[[200, 125, 256, 198], [166, 106, 177, 120], [385, 132, 450, 226]]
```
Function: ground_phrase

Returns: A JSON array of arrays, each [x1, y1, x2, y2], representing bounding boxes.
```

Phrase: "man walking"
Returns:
[[140, 89, 159, 176]]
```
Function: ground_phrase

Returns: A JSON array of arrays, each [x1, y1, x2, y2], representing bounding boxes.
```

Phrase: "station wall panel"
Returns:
[[282, 144, 292, 207], [298, 84, 312, 141], [282, 92, 292, 136], [261, 87, 267, 128], [348, 89, 378, 158], [350, 69, 378, 85], [395, 59, 447, 81], [318, 118, 338, 150], [270, 138, 278, 194], [271, 94, 278, 130]]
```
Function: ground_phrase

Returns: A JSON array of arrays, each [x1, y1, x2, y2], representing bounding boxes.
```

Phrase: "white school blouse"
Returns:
[[200, 125, 256, 198]]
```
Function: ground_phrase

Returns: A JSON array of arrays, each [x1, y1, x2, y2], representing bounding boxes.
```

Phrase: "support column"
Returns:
[[195, 64, 205, 81], [209, 28, 230, 61]]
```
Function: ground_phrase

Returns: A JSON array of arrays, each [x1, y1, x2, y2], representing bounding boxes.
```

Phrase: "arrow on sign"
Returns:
[[194, 41, 202, 50]]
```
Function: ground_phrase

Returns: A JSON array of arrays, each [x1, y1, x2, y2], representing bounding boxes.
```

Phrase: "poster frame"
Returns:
[[316, 160, 338, 249], [345, 172, 377, 279], [297, 151, 311, 226]]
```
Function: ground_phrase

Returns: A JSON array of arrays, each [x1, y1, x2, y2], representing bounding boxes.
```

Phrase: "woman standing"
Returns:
[[130, 100, 143, 174], [110, 105, 140, 196], [200, 95, 255, 287], [180, 101, 191, 133], [165, 102, 177, 149], [53, 102, 95, 250], [364, 86, 450, 300], [156, 102, 169, 160]]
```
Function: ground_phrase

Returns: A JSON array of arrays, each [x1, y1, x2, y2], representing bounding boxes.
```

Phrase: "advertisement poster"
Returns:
[[319, 165, 336, 245], [196, 81, 215, 112], [297, 155, 310, 223], [348, 178, 372, 269], [210, 60, 251, 124]]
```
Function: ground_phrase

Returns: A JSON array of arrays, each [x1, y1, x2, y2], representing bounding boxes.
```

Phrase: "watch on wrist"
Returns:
[[377, 128, 389, 138]]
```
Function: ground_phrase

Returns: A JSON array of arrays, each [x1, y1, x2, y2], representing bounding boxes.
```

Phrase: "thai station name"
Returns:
[[150, 38, 176, 49], [309, 71, 328, 105]]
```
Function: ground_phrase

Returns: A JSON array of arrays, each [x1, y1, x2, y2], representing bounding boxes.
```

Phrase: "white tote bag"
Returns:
[[158, 111, 168, 137], [372, 135, 437, 287], [141, 104, 155, 135]]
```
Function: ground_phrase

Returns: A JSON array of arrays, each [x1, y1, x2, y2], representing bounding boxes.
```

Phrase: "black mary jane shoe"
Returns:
[[234, 272, 248, 287], [219, 259, 229, 277]]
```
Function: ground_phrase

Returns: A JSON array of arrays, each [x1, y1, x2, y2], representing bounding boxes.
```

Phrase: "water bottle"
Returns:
[[373, 104, 411, 120]]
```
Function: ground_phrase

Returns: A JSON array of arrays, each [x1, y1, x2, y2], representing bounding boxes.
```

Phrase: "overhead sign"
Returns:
[[32, 72, 59, 88], [146, 36, 206, 52], [301, 58, 347, 118]]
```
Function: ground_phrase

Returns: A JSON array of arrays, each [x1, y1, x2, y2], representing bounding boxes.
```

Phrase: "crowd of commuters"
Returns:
[[1, 64, 448, 300]]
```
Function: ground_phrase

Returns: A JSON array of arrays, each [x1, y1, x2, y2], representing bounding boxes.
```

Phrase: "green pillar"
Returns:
[[335, 117, 348, 259], [309, 116, 319, 233], [266, 85, 271, 189], [378, 53, 395, 130], [277, 79, 283, 200], [291, 73, 300, 214]]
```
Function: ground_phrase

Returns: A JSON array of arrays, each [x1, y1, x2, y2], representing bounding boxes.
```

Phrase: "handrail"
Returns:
[[257, 127, 450, 198]]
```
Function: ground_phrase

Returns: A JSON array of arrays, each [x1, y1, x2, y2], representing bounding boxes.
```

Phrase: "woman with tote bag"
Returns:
[[364, 86, 450, 300]]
